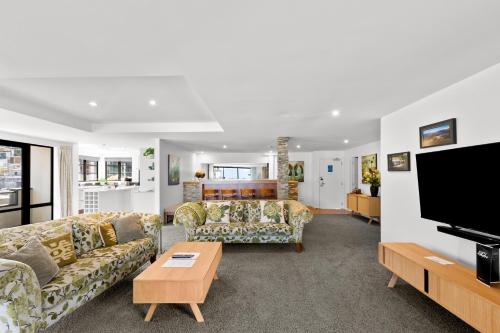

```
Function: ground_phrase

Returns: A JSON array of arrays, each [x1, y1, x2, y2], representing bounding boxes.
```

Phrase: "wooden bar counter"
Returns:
[[183, 180, 298, 201]]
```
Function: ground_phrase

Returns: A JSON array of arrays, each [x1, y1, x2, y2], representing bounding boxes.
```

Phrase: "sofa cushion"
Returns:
[[229, 200, 247, 223], [194, 223, 245, 237], [246, 200, 261, 223], [112, 214, 145, 243], [98, 222, 118, 247], [243, 223, 293, 236], [260, 200, 285, 223], [72, 222, 104, 256], [205, 201, 231, 224], [80, 237, 155, 262], [41, 256, 116, 309], [42, 232, 78, 267]]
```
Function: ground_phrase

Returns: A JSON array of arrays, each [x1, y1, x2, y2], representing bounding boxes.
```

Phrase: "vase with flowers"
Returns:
[[363, 168, 381, 197]]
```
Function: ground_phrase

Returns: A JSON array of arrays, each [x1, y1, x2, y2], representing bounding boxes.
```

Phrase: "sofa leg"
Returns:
[[295, 243, 304, 253], [150, 255, 157, 264]]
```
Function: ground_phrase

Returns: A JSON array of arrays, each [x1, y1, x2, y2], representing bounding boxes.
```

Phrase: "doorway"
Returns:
[[319, 158, 344, 209], [0, 139, 54, 228]]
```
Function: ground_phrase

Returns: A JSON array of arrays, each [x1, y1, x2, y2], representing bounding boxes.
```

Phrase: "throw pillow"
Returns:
[[260, 200, 285, 223], [229, 200, 247, 223], [99, 222, 118, 247], [5, 237, 59, 287], [42, 233, 78, 267], [246, 200, 261, 223], [72, 222, 104, 255], [112, 214, 145, 243], [205, 201, 231, 224]]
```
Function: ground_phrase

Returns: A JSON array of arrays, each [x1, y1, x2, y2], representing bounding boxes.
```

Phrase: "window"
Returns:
[[213, 166, 252, 180], [79, 159, 98, 182], [105, 159, 132, 181]]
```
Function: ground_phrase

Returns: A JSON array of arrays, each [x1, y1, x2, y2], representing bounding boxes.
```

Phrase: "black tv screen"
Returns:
[[416, 142, 500, 237]]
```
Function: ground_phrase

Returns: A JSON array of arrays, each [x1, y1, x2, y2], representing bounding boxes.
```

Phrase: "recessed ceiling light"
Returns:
[[296, 145, 301, 149], [331, 110, 341, 117], [343, 139, 349, 144], [223, 145, 227, 149], [89, 101, 98, 107], [149, 100, 157, 106], [200, 151, 204, 154]]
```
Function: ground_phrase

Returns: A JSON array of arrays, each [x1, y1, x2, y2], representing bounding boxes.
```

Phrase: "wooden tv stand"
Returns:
[[379, 242, 500, 332]]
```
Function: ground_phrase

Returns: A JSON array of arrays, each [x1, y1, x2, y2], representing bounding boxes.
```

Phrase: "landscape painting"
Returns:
[[387, 152, 411, 171], [168, 154, 180, 185], [361, 154, 377, 184], [288, 161, 304, 182], [419, 118, 457, 148]]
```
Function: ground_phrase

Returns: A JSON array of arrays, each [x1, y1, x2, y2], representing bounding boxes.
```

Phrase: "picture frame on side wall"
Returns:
[[419, 118, 457, 148], [387, 152, 411, 171], [168, 154, 180, 185], [361, 154, 377, 184]]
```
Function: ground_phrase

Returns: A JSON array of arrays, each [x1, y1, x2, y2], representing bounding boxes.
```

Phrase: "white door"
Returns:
[[319, 158, 344, 209]]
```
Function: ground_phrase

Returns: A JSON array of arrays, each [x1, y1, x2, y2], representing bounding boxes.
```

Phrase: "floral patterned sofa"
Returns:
[[174, 200, 313, 252], [0, 212, 161, 333]]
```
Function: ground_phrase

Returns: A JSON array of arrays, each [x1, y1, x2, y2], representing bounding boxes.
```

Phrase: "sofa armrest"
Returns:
[[0, 259, 42, 333], [287, 200, 313, 243], [174, 203, 206, 240], [139, 214, 162, 247]]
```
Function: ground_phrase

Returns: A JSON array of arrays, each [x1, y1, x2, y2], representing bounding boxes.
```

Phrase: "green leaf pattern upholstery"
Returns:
[[175, 200, 312, 244], [0, 212, 161, 332]]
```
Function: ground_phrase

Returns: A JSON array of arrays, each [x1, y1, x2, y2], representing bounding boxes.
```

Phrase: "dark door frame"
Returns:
[[0, 139, 54, 225]]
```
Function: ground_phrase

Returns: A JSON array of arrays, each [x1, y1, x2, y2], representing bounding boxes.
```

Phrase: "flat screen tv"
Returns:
[[416, 142, 500, 238]]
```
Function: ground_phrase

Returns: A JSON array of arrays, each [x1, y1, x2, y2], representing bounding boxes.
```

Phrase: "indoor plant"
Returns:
[[363, 168, 381, 197]]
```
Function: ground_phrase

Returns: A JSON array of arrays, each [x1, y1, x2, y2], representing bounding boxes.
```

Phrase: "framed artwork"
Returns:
[[361, 154, 377, 184], [168, 154, 180, 185], [387, 152, 411, 171], [419, 118, 457, 148], [288, 161, 304, 182]]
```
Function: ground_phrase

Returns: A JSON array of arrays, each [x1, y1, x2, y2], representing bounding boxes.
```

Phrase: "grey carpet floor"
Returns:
[[45, 215, 475, 333]]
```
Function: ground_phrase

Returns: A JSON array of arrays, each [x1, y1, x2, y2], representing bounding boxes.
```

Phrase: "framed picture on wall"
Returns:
[[361, 154, 377, 184], [168, 154, 180, 185], [288, 161, 304, 182], [419, 118, 457, 148], [387, 152, 411, 171]]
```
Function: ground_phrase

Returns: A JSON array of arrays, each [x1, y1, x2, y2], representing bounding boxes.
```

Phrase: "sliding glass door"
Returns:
[[0, 139, 53, 228]]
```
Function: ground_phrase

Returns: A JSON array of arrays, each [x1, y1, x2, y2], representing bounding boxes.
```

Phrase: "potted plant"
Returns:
[[363, 168, 381, 197], [143, 147, 154, 159]]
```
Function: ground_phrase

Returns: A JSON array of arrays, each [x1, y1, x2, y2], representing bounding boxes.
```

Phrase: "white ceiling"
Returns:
[[1, 0, 500, 152]]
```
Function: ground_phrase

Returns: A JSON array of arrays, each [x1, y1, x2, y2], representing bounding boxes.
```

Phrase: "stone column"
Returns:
[[277, 137, 289, 200]]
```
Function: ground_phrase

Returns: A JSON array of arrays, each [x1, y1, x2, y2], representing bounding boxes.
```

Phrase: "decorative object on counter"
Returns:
[[361, 154, 377, 184], [98, 178, 107, 186], [143, 147, 154, 158], [351, 188, 362, 194], [387, 152, 411, 171], [195, 169, 206, 180], [168, 154, 180, 185], [419, 118, 457, 148], [288, 161, 304, 182], [363, 168, 381, 197]]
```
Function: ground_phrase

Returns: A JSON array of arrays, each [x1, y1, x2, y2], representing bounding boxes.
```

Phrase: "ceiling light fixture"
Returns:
[[331, 110, 341, 117], [343, 139, 349, 144], [223, 145, 227, 149], [149, 100, 157, 106], [89, 101, 98, 107], [296, 145, 301, 149]]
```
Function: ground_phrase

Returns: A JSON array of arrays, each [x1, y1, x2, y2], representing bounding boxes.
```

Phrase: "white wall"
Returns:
[[344, 141, 381, 195], [381, 62, 500, 267], [154, 139, 195, 215]]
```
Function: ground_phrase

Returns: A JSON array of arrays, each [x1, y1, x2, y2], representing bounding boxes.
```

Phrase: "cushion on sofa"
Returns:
[[4, 237, 60, 287], [99, 222, 118, 247], [205, 201, 231, 224], [194, 223, 245, 237], [112, 214, 145, 243], [246, 200, 261, 223], [72, 222, 104, 256], [229, 200, 247, 223], [243, 223, 292, 236], [80, 237, 154, 262], [42, 233, 78, 267], [260, 200, 285, 223]]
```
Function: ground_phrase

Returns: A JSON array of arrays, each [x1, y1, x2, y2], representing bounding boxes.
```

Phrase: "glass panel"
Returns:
[[106, 161, 119, 181], [223, 167, 238, 179], [0, 210, 21, 228], [121, 161, 132, 180], [79, 159, 84, 181], [86, 161, 98, 181], [30, 205, 52, 224], [238, 168, 252, 179], [30, 146, 52, 204]]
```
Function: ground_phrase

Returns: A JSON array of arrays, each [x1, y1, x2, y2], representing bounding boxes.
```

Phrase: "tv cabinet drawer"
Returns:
[[382, 247, 425, 292]]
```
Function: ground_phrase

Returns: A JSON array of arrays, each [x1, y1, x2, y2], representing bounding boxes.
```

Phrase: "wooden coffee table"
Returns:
[[133, 242, 222, 322]]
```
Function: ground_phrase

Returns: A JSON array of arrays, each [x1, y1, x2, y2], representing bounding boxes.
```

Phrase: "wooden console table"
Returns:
[[379, 242, 500, 332], [347, 193, 380, 224]]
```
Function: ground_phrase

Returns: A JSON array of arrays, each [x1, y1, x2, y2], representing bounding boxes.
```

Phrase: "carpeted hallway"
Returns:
[[44, 215, 474, 333]]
